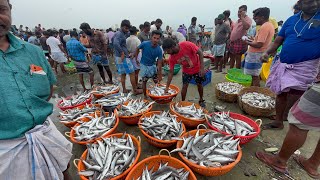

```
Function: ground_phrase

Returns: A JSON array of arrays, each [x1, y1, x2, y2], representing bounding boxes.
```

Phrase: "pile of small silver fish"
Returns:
[[171, 130, 240, 167], [137, 162, 189, 180], [207, 112, 256, 136], [79, 134, 137, 179], [172, 103, 206, 120], [216, 82, 243, 94], [94, 93, 132, 107], [241, 92, 275, 109], [91, 84, 119, 95], [59, 105, 99, 123], [118, 99, 155, 116], [148, 84, 177, 96], [59, 91, 92, 107], [140, 111, 184, 140], [73, 112, 116, 141]]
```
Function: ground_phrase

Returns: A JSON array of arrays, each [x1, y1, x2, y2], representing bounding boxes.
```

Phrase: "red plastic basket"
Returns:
[[57, 95, 92, 111], [206, 112, 261, 145]]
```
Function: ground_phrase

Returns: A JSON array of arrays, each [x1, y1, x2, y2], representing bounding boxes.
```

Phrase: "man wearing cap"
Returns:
[[126, 26, 141, 88], [0, 0, 72, 179], [212, 14, 231, 72], [80, 22, 113, 84]]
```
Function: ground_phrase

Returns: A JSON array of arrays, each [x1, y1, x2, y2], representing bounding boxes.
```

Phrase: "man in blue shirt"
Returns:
[[66, 31, 94, 91], [261, 0, 320, 131], [113, 19, 142, 94], [0, 0, 72, 179], [257, 1, 320, 178], [134, 30, 163, 98]]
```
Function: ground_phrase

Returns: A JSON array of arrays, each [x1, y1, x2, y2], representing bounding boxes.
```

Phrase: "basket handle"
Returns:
[[65, 132, 71, 138], [137, 136, 141, 144], [159, 149, 171, 157], [73, 159, 80, 169], [255, 119, 263, 127], [197, 124, 207, 130]]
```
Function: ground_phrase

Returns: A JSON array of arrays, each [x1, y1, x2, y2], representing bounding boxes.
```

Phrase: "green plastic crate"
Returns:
[[226, 68, 252, 87], [163, 65, 181, 75]]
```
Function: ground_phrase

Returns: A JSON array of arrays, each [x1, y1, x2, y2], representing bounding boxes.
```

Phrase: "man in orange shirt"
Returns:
[[243, 7, 275, 87]]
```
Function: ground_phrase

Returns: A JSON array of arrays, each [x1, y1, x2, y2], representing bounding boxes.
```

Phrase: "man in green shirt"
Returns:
[[0, 0, 72, 179]]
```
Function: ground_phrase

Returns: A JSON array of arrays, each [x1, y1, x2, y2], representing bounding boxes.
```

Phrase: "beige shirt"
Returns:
[[126, 35, 141, 54]]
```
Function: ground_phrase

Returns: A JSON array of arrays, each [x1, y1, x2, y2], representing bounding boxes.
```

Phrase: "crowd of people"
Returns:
[[1, 0, 320, 179]]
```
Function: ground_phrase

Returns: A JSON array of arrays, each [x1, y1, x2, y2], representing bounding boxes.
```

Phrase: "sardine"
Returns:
[[171, 130, 240, 167], [95, 93, 132, 108], [140, 111, 184, 140], [118, 99, 155, 116], [207, 112, 256, 136], [73, 110, 116, 142], [91, 84, 119, 95], [59, 104, 99, 123], [138, 162, 189, 180], [59, 91, 92, 107], [173, 103, 206, 120], [148, 84, 176, 96], [82, 135, 137, 179], [241, 92, 275, 109], [216, 82, 243, 94]]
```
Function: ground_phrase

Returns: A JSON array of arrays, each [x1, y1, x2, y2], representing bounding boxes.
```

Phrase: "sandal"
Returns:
[[293, 155, 320, 179], [255, 152, 289, 174], [199, 100, 206, 108], [262, 122, 284, 130]]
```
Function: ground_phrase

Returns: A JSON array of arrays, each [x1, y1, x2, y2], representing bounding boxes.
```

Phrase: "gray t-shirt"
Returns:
[[138, 31, 150, 43], [214, 23, 231, 45]]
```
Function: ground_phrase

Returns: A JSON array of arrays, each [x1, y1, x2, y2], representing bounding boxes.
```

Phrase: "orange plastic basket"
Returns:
[[76, 133, 141, 180], [92, 86, 120, 99], [146, 84, 180, 104], [138, 111, 186, 148], [170, 101, 208, 129], [176, 129, 242, 176], [69, 110, 119, 145], [118, 100, 153, 125], [125, 149, 197, 180], [59, 104, 102, 128]]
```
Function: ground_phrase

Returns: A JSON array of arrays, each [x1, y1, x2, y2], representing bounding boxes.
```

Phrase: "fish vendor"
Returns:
[[80, 22, 114, 85], [134, 30, 163, 99], [243, 7, 275, 87], [0, 0, 73, 179], [113, 20, 143, 95], [256, 83, 320, 179], [162, 38, 206, 107], [261, 0, 320, 130]]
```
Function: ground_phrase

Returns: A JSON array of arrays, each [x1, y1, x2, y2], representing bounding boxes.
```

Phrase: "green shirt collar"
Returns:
[[4, 32, 25, 54]]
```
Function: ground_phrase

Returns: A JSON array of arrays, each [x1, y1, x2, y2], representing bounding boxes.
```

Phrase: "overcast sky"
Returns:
[[11, 0, 294, 30]]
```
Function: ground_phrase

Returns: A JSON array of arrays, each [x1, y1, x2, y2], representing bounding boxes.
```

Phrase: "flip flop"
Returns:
[[293, 155, 320, 179], [262, 123, 284, 130], [255, 152, 289, 174], [123, 89, 131, 93], [268, 115, 276, 120]]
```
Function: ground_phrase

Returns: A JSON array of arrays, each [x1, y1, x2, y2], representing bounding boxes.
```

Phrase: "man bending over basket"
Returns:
[[0, 0, 73, 179], [163, 38, 206, 107]]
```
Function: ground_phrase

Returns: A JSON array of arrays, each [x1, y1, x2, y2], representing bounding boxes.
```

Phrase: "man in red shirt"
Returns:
[[163, 38, 206, 107]]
